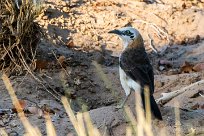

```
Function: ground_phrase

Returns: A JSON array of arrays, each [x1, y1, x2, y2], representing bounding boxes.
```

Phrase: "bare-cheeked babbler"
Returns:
[[109, 27, 162, 120]]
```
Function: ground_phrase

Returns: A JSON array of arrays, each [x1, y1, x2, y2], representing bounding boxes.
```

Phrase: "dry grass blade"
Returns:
[[2, 73, 102, 136], [144, 86, 154, 136], [159, 128, 167, 136], [2, 73, 41, 136], [124, 87, 156, 136], [124, 106, 138, 134], [83, 111, 101, 136], [92, 61, 119, 102], [126, 126, 132, 136], [144, 86, 152, 125], [61, 96, 81, 135], [62, 96, 101, 136], [92, 61, 112, 91], [76, 113, 86, 136], [135, 92, 145, 136], [0, 128, 8, 136], [124, 91, 156, 136], [175, 101, 181, 136], [45, 114, 57, 136]]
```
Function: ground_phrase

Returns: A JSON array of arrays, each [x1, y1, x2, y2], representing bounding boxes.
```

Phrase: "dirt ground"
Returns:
[[1, 0, 204, 135]]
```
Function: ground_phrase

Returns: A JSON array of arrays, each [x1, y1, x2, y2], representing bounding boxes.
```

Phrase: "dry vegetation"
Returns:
[[0, 0, 42, 74], [1, 0, 204, 136], [1, 73, 164, 136]]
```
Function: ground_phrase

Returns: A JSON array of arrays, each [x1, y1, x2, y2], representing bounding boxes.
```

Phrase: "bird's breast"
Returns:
[[119, 66, 141, 92]]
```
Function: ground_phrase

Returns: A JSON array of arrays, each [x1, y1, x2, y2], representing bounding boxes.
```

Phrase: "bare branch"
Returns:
[[156, 80, 204, 105]]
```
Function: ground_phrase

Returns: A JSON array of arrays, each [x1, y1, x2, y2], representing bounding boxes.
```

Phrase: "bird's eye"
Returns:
[[123, 30, 133, 36], [125, 30, 131, 34]]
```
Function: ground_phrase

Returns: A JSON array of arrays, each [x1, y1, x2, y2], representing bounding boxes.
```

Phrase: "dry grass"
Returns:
[[0, 0, 43, 74], [92, 61, 120, 103], [0, 1, 201, 135], [1, 72, 166, 136], [1, 60, 188, 136]]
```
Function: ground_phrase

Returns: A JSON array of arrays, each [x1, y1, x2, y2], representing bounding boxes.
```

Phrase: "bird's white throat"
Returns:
[[118, 35, 134, 51], [122, 40, 129, 50], [121, 38, 133, 51]]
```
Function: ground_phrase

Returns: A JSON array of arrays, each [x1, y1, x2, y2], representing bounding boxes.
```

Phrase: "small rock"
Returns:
[[159, 65, 165, 71], [198, 120, 204, 126], [0, 120, 4, 126], [53, 40, 57, 44], [61, 1, 67, 6], [191, 103, 199, 110], [193, 63, 204, 72], [201, 104, 204, 109], [67, 40, 75, 48], [88, 88, 96, 93], [42, 15, 48, 20], [155, 81, 164, 88], [10, 122, 17, 128], [63, 7, 70, 12], [9, 131, 18, 136]]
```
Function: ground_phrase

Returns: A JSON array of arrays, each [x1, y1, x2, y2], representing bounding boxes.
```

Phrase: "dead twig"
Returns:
[[134, 19, 170, 42], [38, 76, 61, 101], [156, 80, 204, 105], [199, 93, 204, 98], [133, 19, 170, 53], [147, 34, 158, 54], [51, 50, 69, 76], [0, 0, 43, 73]]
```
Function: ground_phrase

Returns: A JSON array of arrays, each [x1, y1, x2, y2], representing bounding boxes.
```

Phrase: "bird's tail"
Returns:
[[141, 93, 163, 120]]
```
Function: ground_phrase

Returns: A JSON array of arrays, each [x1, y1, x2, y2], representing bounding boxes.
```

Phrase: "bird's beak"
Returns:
[[108, 29, 123, 35]]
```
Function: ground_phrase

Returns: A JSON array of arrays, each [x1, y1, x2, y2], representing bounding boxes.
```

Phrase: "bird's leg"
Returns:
[[116, 92, 131, 109]]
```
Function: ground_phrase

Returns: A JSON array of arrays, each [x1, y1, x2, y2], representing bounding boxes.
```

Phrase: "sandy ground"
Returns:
[[1, 0, 204, 135]]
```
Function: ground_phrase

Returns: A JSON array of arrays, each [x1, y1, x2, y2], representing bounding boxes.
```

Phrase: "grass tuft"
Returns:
[[0, 0, 43, 74]]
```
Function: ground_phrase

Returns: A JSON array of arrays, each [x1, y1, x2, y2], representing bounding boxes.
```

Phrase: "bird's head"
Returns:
[[108, 27, 141, 48]]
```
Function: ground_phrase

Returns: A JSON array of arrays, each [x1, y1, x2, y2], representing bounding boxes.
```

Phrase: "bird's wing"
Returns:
[[120, 49, 154, 94]]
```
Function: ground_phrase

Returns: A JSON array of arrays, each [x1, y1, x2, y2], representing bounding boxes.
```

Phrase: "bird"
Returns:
[[108, 27, 162, 120]]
